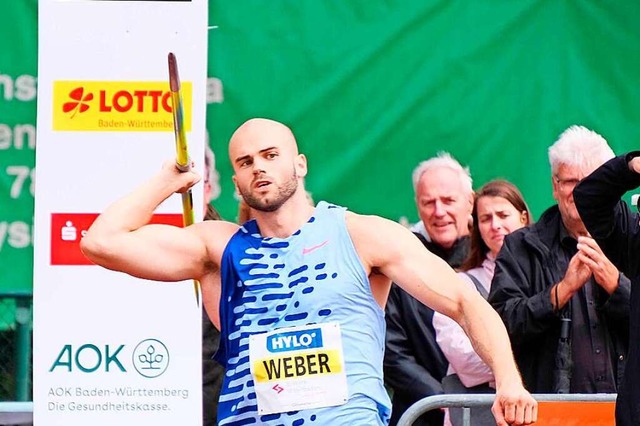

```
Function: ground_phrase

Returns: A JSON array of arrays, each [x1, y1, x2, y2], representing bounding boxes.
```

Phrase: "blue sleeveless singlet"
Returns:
[[215, 201, 391, 425]]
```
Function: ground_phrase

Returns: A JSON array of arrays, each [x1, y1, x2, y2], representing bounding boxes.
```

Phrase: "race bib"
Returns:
[[249, 322, 349, 415]]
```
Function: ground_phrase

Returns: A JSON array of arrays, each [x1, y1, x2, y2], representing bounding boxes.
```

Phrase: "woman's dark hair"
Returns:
[[205, 203, 222, 221], [460, 179, 531, 271]]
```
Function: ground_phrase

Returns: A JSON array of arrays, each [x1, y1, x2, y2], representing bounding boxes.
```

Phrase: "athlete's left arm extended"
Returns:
[[346, 213, 537, 426]]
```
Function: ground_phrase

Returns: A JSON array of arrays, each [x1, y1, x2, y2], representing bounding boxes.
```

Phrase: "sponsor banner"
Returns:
[[45, 336, 193, 419], [34, 0, 207, 424], [50, 213, 183, 265], [52, 81, 193, 132]]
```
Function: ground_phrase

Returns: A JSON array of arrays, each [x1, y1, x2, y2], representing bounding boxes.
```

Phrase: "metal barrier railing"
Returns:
[[397, 393, 617, 426], [0, 392, 617, 425], [0, 292, 32, 402], [0, 401, 32, 425]]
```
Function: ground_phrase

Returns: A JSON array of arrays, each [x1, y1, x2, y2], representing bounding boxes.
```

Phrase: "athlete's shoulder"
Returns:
[[346, 211, 420, 255], [196, 218, 240, 234], [345, 210, 398, 230], [193, 219, 241, 256]]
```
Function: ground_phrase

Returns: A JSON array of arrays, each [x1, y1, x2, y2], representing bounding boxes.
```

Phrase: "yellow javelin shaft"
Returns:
[[168, 52, 200, 306]]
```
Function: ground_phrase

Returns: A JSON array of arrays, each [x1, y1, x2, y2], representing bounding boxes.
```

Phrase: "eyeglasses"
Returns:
[[554, 175, 581, 191]]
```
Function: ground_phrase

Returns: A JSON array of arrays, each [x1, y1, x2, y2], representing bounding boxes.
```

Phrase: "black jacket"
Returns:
[[574, 152, 640, 426], [383, 234, 469, 426], [489, 205, 629, 393]]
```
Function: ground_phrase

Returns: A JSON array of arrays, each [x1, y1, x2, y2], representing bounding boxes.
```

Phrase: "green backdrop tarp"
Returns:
[[0, 1, 38, 293], [2, 0, 640, 292]]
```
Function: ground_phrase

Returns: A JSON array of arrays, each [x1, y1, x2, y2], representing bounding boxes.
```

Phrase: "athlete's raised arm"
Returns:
[[347, 212, 537, 426], [81, 161, 238, 283]]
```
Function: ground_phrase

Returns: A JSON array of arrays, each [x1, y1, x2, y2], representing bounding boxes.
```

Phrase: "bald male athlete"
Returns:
[[82, 118, 537, 426]]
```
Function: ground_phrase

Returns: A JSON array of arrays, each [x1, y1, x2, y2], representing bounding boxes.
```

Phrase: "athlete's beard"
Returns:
[[239, 169, 298, 213]]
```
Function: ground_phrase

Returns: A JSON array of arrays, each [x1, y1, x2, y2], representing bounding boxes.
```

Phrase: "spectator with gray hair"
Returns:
[[384, 152, 474, 426], [410, 152, 474, 255], [489, 125, 630, 394]]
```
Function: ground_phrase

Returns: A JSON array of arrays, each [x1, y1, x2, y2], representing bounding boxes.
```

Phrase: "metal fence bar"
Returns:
[[0, 401, 33, 425], [461, 406, 470, 426], [397, 393, 617, 426]]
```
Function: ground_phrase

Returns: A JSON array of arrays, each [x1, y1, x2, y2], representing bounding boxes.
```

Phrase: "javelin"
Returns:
[[168, 52, 200, 306]]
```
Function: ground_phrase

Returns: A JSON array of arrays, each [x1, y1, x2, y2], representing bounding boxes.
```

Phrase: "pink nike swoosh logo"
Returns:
[[302, 240, 329, 255]]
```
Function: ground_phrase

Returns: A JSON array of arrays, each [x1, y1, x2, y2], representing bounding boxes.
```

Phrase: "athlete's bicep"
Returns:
[[348, 214, 466, 317], [82, 221, 235, 282]]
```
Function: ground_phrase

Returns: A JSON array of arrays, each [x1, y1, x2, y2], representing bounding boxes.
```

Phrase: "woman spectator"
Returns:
[[433, 179, 531, 426]]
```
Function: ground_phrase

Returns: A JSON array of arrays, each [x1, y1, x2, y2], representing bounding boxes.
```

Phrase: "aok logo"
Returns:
[[49, 344, 127, 373], [267, 328, 323, 353], [49, 339, 170, 378], [132, 339, 170, 378], [52, 81, 192, 132]]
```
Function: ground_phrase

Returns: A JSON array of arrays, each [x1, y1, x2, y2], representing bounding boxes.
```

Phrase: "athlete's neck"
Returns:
[[253, 194, 315, 239]]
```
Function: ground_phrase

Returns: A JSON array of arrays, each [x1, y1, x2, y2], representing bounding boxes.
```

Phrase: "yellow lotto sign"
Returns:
[[253, 350, 343, 383], [52, 81, 193, 132]]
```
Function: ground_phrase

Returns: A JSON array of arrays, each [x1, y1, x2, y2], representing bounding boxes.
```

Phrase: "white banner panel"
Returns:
[[34, 1, 208, 425]]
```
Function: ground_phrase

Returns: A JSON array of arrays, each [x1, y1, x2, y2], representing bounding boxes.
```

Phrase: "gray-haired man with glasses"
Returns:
[[489, 125, 630, 395]]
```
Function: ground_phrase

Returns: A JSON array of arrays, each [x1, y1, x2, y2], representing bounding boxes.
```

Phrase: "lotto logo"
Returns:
[[52, 81, 193, 132]]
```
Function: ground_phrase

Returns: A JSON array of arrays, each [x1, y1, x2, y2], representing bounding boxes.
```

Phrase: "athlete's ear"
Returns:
[[232, 175, 240, 193], [295, 154, 308, 178]]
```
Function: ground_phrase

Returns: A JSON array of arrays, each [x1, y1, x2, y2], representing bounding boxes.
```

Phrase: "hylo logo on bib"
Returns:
[[267, 328, 323, 353]]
